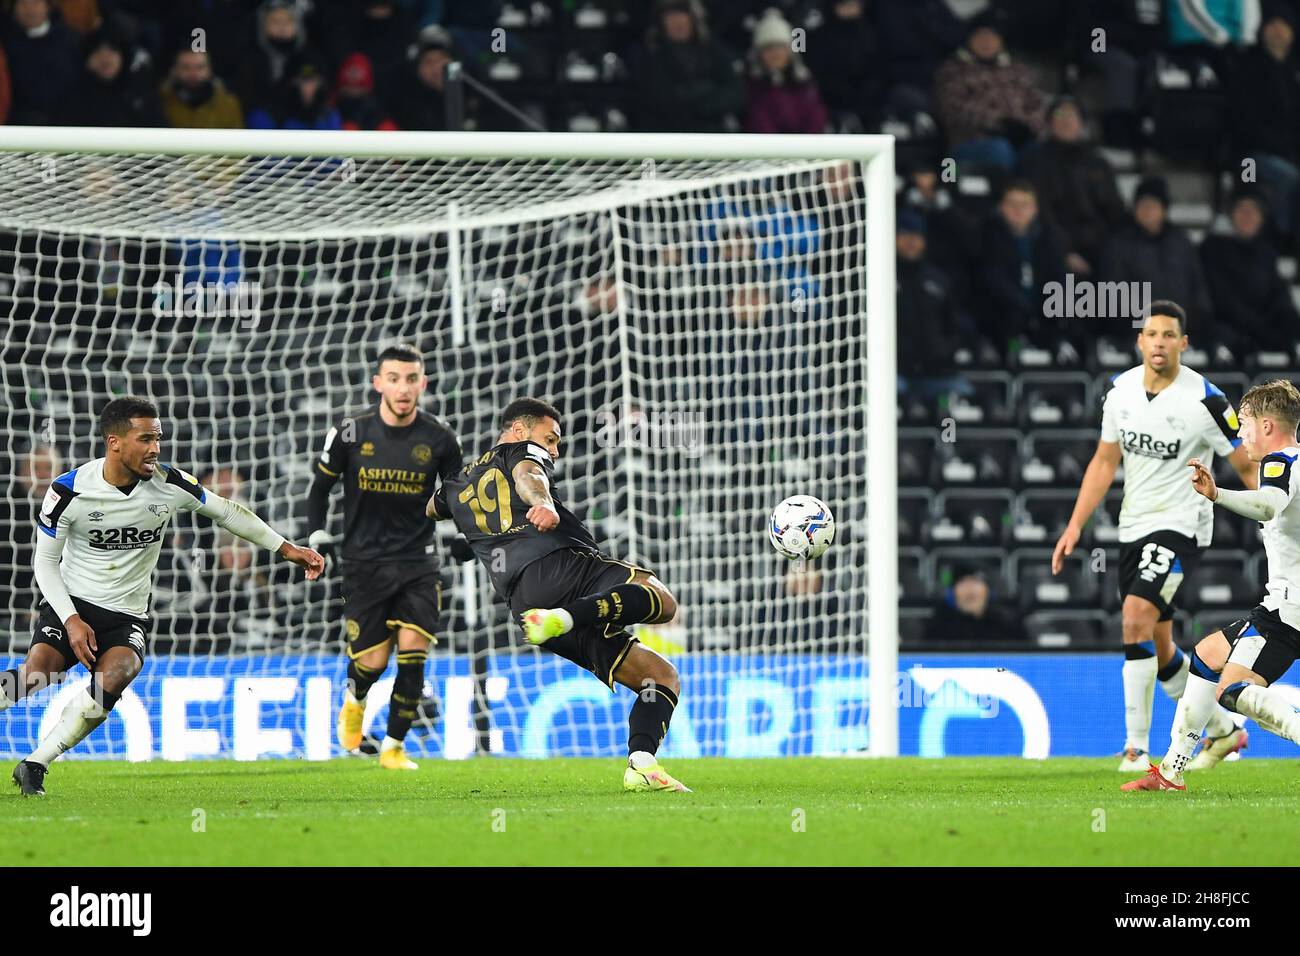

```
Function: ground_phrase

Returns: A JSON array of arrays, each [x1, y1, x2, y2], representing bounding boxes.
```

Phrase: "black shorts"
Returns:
[[1219, 606, 1300, 685], [31, 597, 149, 670], [341, 561, 442, 656], [508, 548, 653, 689], [1117, 530, 1203, 622]]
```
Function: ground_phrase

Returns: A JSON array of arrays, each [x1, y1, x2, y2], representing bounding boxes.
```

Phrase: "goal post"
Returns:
[[0, 127, 897, 759]]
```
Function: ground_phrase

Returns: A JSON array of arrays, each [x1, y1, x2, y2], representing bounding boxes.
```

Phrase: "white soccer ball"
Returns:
[[768, 495, 836, 560]]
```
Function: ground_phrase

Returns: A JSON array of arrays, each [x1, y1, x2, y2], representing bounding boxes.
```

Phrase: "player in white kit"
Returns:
[[1052, 303, 1257, 771], [3, 397, 324, 796], [1124, 380, 1300, 791]]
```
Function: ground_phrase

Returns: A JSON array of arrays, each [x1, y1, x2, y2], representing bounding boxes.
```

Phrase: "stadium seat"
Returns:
[[898, 488, 934, 545], [933, 488, 1015, 545], [1011, 548, 1099, 612], [1027, 609, 1110, 649], [1012, 489, 1076, 546], [935, 428, 1020, 489], [1182, 550, 1255, 613], [899, 547, 932, 607], [1017, 371, 1092, 428], [1020, 428, 1097, 487]]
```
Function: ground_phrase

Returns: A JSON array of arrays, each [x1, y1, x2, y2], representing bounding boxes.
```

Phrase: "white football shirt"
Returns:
[[35, 459, 281, 619], [1100, 365, 1241, 546], [1256, 447, 1300, 630]]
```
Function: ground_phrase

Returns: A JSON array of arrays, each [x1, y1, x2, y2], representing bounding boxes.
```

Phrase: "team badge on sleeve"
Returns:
[[1260, 454, 1295, 492], [38, 487, 60, 529]]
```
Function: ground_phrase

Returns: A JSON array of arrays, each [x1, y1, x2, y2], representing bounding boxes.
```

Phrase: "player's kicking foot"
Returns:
[[1187, 728, 1248, 771], [623, 752, 691, 793], [379, 744, 418, 771], [12, 760, 46, 797], [1121, 764, 1186, 792], [1117, 747, 1149, 772], [520, 608, 572, 646], [337, 694, 365, 752]]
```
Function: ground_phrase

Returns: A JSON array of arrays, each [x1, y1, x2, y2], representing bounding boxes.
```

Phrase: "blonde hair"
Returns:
[[1240, 379, 1300, 433]]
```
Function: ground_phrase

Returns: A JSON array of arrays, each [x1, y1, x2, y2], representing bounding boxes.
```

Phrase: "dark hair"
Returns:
[[100, 396, 159, 439], [1146, 299, 1187, 334], [501, 397, 561, 432], [376, 342, 424, 371], [999, 177, 1036, 200]]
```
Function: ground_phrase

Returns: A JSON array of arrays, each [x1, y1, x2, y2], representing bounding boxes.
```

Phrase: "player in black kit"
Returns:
[[306, 344, 466, 770], [432, 398, 689, 791]]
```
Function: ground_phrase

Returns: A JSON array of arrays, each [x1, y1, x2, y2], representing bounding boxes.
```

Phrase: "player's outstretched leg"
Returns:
[[1125, 630, 1239, 792], [1221, 680, 1300, 744], [1151, 620, 1245, 770], [613, 644, 689, 793], [16, 647, 140, 797], [378, 631, 427, 771], [521, 574, 669, 647]]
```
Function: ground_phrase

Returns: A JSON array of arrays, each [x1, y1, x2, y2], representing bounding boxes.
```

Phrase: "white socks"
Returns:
[[344, 688, 363, 707], [1158, 652, 1190, 699], [1160, 673, 1219, 779], [1231, 684, 1300, 745], [1122, 654, 1158, 751], [629, 750, 657, 770], [553, 608, 575, 634], [1158, 650, 1236, 738], [381, 735, 402, 752], [28, 688, 109, 767]]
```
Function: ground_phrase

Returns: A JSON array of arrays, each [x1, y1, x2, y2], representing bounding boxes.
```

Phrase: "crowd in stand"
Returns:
[[4, 0, 1300, 649]]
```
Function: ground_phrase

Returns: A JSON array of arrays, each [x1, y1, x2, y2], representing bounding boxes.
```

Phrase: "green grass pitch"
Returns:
[[1, 757, 1295, 866]]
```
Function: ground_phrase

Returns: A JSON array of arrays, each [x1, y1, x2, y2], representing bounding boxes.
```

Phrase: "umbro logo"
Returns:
[[88, 511, 104, 522], [148, 504, 170, 519]]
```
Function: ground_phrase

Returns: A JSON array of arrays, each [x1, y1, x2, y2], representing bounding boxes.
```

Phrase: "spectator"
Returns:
[[933, 16, 1046, 172], [1081, 0, 1165, 148], [744, 8, 828, 134], [896, 208, 967, 401], [335, 52, 398, 130], [4, 0, 81, 125], [389, 24, 453, 131], [900, 165, 979, 304], [634, 0, 745, 133], [1228, 8, 1300, 238], [3, 444, 61, 632], [159, 49, 244, 129], [157, 0, 259, 83], [1099, 176, 1215, 330], [1019, 96, 1128, 275], [874, 0, 964, 101], [972, 179, 1069, 351], [58, 28, 167, 127], [247, 54, 341, 130], [234, 0, 308, 111], [338, 0, 414, 98], [804, 0, 886, 130], [1200, 190, 1300, 354], [922, 565, 1031, 644]]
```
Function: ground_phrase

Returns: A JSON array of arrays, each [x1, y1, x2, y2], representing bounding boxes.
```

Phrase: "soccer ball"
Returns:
[[768, 495, 836, 560]]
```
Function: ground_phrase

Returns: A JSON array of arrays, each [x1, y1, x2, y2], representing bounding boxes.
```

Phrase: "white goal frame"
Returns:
[[0, 127, 899, 757]]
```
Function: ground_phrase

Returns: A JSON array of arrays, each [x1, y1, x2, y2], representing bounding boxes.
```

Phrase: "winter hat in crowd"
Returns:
[[84, 26, 128, 59], [1134, 176, 1170, 208], [1046, 93, 1084, 122], [896, 207, 927, 236], [416, 24, 453, 56], [752, 8, 794, 49], [337, 53, 375, 94]]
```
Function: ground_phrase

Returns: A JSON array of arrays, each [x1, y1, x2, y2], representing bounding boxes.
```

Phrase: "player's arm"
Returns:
[[1052, 439, 1121, 574], [512, 459, 559, 532], [32, 505, 98, 667], [305, 423, 346, 555], [195, 491, 324, 579], [1190, 454, 1295, 520]]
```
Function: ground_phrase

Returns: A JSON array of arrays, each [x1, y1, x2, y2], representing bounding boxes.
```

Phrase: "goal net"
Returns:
[[0, 129, 896, 761]]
